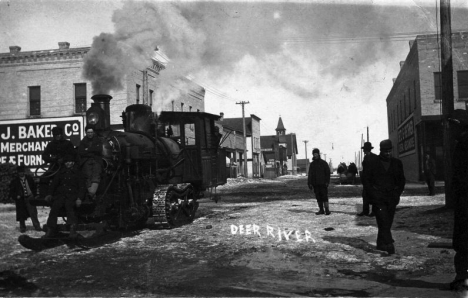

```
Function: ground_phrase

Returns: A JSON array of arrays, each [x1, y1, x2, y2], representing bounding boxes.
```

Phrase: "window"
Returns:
[[434, 72, 442, 100], [29, 86, 40, 116], [136, 84, 141, 104], [74, 83, 87, 113], [149, 89, 154, 107], [403, 95, 406, 118], [457, 71, 468, 99], [397, 104, 399, 124], [408, 88, 411, 113], [184, 123, 196, 145]]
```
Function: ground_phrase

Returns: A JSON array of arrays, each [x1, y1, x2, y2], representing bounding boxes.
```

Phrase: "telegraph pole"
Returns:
[[303, 140, 308, 160], [440, 0, 454, 208], [236, 101, 250, 177]]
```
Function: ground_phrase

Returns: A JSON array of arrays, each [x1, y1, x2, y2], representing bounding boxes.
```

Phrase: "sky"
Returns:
[[2, 0, 468, 164]]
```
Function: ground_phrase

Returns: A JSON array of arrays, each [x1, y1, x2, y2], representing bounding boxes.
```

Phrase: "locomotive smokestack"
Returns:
[[91, 94, 112, 130]]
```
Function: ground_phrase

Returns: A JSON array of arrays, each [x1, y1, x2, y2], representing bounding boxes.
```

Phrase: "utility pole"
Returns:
[[440, 0, 454, 208], [367, 126, 369, 142], [237, 101, 250, 177], [303, 140, 308, 160]]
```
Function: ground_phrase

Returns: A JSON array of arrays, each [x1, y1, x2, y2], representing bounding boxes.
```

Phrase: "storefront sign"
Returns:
[[398, 116, 416, 157], [0, 117, 84, 168]]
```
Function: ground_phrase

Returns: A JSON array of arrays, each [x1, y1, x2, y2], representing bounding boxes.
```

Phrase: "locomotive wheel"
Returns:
[[165, 186, 199, 228]]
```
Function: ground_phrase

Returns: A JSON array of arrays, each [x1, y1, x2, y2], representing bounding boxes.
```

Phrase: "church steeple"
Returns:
[[276, 116, 286, 136]]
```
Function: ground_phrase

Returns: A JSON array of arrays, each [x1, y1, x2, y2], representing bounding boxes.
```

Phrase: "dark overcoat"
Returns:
[[9, 175, 37, 221], [452, 133, 468, 253], [42, 139, 75, 164], [362, 155, 405, 205], [308, 158, 331, 186], [48, 166, 87, 201]]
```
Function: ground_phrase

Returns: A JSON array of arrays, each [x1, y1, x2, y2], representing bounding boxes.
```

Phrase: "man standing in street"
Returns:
[[308, 148, 331, 215], [362, 139, 405, 255], [357, 142, 377, 217], [43, 154, 86, 239], [423, 152, 436, 196], [448, 109, 468, 292], [9, 165, 42, 232]]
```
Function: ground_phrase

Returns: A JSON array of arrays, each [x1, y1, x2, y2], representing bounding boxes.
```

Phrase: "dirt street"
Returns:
[[0, 175, 464, 297]]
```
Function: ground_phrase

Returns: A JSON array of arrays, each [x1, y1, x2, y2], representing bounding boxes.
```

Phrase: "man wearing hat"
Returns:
[[42, 126, 76, 165], [9, 165, 41, 232], [447, 109, 468, 291], [357, 142, 377, 217], [307, 148, 331, 215], [43, 154, 87, 238], [362, 139, 405, 255]]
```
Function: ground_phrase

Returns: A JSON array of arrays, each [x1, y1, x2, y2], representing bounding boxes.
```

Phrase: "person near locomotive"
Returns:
[[43, 154, 87, 238], [42, 126, 76, 166], [447, 109, 468, 291], [423, 152, 436, 196], [362, 139, 405, 255], [9, 165, 42, 232], [307, 148, 331, 215], [77, 125, 103, 199], [357, 142, 377, 217]]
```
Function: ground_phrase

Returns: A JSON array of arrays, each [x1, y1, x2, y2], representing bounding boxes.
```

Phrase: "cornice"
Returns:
[[0, 47, 90, 65]]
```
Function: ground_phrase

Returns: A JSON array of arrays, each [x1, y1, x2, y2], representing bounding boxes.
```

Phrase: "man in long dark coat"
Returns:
[[43, 154, 87, 238], [448, 109, 468, 292], [357, 142, 377, 217], [308, 148, 331, 215], [77, 125, 103, 199], [9, 165, 41, 232], [423, 152, 436, 196], [362, 139, 405, 255]]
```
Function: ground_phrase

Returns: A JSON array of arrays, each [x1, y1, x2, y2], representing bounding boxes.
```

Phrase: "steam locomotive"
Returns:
[[32, 94, 227, 234]]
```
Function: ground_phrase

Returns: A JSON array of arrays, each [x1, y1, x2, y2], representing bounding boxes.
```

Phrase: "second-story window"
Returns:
[[75, 83, 87, 113], [457, 71, 468, 99], [434, 72, 442, 100], [29, 86, 41, 116], [136, 84, 141, 104]]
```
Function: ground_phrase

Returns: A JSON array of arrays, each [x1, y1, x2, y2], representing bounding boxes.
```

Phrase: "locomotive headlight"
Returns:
[[88, 112, 100, 125]]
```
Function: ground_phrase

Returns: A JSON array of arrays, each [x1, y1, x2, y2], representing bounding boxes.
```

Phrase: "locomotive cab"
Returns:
[[157, 111, 227, 189]]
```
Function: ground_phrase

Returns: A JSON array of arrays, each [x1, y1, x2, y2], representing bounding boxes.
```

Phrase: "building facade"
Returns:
[[0, 42, 205, 167], [386, 32, 468, 181], [0, 42, 205, 124], [216, 115, 262, 178]]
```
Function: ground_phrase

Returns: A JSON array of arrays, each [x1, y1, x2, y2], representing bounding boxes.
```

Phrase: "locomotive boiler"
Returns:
[[36, 94, 227, 233]]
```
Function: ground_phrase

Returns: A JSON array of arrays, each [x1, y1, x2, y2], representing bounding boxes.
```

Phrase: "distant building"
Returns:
[[386, 31, 468, 181], [260, 116, 298, 178], [216, 114, 261, 178]]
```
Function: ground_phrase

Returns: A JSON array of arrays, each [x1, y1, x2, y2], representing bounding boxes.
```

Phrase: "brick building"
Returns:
[[0, 42, 205, 124], [0, 42, 205, 167], [386, 31, 468, 182], [216, 114, 262, 178]]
